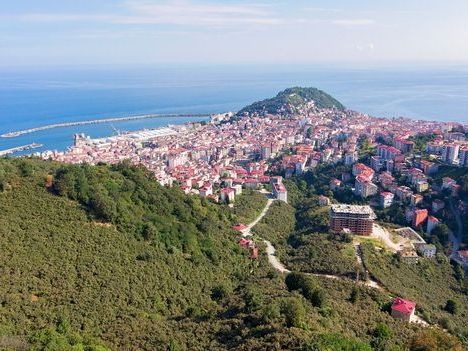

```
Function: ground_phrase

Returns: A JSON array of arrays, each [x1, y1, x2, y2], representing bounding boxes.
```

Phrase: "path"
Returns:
[[241, 198, 274, 237], [244, 198, 429, 326]]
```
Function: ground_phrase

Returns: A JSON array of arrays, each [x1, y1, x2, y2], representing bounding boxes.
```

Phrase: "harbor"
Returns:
[[0, 143, 43, 156], [1, 113, 211, 138]]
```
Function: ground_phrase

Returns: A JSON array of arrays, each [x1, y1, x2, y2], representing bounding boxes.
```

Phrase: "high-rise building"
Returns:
[[329, 204, 376, 236], [441, 144, 460, 164], [459, 147, 468, 167]]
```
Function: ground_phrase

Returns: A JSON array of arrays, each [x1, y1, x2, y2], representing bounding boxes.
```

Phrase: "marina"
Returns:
[[1, 113, 211, 138], [0, 143, 43, 156]]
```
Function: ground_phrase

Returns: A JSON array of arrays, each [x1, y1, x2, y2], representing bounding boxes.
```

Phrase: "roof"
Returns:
[[232, 224, 248, 231], [391, 297, 416, 315], [330, 204, 376, 216]]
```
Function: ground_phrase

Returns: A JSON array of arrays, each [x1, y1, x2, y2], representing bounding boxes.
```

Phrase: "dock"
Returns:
[[1, 113, 211, 138], [0, 143, 43, 156]]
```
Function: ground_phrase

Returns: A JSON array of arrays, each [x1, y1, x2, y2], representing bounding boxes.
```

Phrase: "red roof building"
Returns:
[[391, 297, 416, 321], [412, 209, 428, 228], [232, 224, 248, 231]]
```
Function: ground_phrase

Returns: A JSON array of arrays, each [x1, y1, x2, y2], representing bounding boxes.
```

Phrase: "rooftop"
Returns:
[[330, 204, 376, 216]]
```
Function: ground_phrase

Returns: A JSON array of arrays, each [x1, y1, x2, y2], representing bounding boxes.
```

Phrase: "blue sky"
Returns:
[[1, 0, 468, 66]]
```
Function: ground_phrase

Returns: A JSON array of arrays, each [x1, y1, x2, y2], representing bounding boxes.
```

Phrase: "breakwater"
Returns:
[[1, 113, 211, 138], [0, 143, 43, 156]]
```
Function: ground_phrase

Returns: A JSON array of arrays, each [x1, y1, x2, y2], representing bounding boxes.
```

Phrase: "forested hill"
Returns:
[[0, 158, 255, 350], [0, 157, 463, 351], [236, 87, 345, 116]]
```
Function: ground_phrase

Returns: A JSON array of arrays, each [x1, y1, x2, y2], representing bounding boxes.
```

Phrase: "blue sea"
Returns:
[[1, 64, 468, 155]]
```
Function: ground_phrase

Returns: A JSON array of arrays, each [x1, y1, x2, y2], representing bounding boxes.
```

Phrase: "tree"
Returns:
[[309, 288, 326, 308], [211, 284, 232, 301], [281, 298, 307, 329], [349, 286, 361, 304], [411, 328, 463, 351], [261, 303, 280, 323], [285, 272, 307, 291], [453, 263, 464, 283], [244, 285, 264, 312], [372, 323, 392, 350], [142, 223, 158, 241], [432, 224, 450, 246], [444, 299, 459, 315]]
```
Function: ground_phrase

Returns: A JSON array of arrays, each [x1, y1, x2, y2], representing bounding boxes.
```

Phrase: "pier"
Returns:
[[0, 143, 43, 156], [1, 113, 211, 138]]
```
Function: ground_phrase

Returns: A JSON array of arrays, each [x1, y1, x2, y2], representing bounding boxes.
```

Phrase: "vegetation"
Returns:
[[284, 233, 360, 278], [251, 200, 296, 245], [231, 189, 267, 224], [0, 157, 465, 350], [237, 87, 345, 116], [361, 243, 468, 341]]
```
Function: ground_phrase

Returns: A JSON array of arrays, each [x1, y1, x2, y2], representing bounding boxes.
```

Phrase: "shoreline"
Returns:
[[1, 113, 212, 138]]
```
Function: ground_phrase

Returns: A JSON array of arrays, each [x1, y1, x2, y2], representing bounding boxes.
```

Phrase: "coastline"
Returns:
[[1, 113, 211, 138]]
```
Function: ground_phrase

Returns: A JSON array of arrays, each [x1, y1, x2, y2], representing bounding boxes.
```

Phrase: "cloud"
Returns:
[[332, 19, 375, 26], [13, 0, 283, 27]]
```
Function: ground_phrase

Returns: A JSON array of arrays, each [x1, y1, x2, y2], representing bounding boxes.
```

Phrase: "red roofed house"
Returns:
[[232, 224, 248, 232], [220, 188, 235, 203], [238, 238, 252, 247], [412, 209, 428, 229], [391, 297, 416, 321]]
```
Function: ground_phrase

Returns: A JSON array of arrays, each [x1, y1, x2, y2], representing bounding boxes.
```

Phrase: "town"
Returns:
[[38, 96, 468, 272]]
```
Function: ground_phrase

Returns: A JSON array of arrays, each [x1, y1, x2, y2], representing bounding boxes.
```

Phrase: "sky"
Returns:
[[1, 0, 468, 67]]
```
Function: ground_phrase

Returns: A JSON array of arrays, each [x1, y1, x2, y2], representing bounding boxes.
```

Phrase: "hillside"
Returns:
[[236, 87, 345, 116], [0, 157, 463, 350]]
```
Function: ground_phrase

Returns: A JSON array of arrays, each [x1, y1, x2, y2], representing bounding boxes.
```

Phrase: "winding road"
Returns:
[[243, 197, 429, 326]]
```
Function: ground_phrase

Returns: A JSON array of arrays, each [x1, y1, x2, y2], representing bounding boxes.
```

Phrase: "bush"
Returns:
[[281, 298, 307, 329]]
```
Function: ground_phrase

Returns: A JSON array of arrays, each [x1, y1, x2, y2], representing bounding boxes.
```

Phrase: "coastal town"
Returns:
[[36, 93, 468, 273]]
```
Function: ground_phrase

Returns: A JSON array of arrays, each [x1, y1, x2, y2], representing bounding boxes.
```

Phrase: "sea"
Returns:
[[1, 64, 468, 155]]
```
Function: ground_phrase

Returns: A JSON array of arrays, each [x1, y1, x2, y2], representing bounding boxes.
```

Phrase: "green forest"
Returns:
[[237, 87, 345, 116], [0, 157, 465, 350]]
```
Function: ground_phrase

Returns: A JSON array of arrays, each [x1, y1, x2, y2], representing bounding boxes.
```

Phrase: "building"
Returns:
[[412, 209, 428, 228], [432, 199, 445, 213], [410, 194, 423, 206], [399, 248, 419, 264], [380, 192, 394, 208], [391, 297, 416, 321], [354, 175, 378, 198], [344, 152, 358, 166], [249, 246, 259, 259], [377, 145, 401, 160], [220, 188, 235, 203], [261, 144, 272, 160], [329, 204, 376, 236], [460, 147, 468, 167], [415, 243, 437, 258], [271, 176, 287, 202], [426, 216, 439, 234], [442, 144, 460, 164], [370, 155, 384, 171]]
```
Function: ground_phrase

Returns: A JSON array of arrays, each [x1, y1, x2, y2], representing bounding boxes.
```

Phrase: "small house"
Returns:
[[391, 297, 416, 321]]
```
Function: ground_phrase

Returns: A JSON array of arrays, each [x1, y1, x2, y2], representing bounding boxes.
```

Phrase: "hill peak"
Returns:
[[237, 87, 345, 116]]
